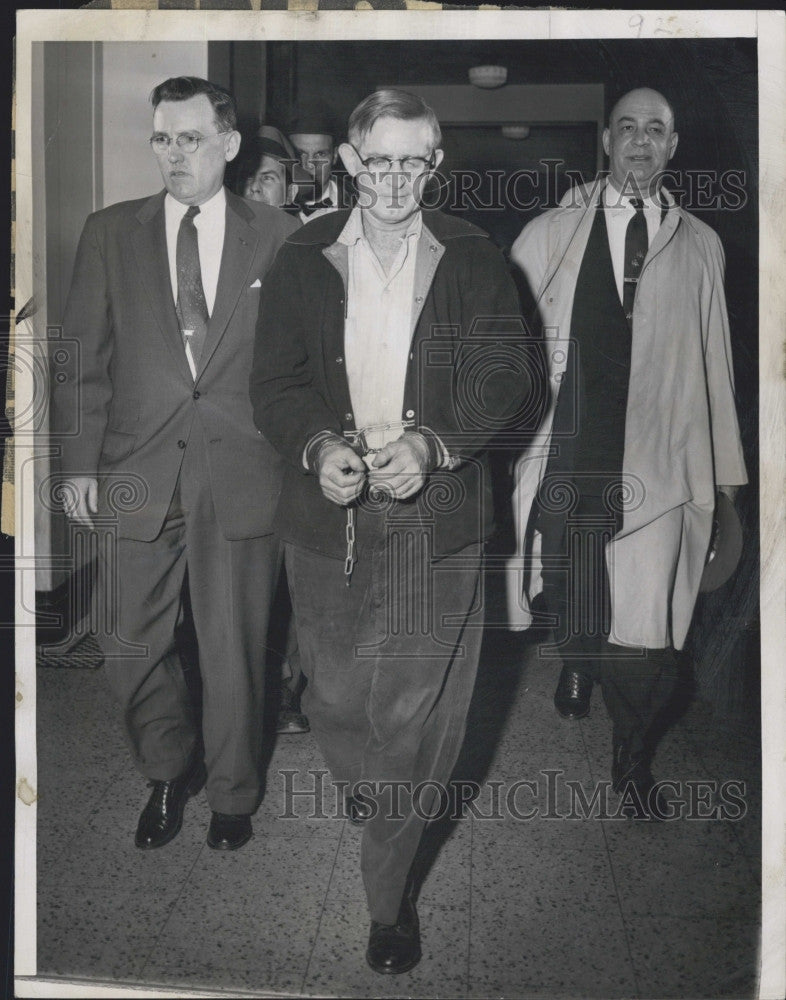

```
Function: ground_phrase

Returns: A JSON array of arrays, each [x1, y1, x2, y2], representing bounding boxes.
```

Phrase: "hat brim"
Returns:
[[699, 492, 743, 593]]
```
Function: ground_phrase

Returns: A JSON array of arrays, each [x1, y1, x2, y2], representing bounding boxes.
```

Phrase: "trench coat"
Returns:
[[506, 179, 747, 649]]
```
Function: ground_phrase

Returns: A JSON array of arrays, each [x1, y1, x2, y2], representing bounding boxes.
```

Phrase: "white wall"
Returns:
[[102, 42, 208, 207]]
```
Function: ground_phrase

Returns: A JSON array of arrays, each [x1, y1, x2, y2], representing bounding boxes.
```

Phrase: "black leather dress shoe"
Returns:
[[346, 793, 373, 827], [554, 666, 593, 719], [276, 686, 310, 734], [207, 812, 253, 851], [276, 709, 311, 734], [612, 741, 668, 821], [366, 892, 421, 975], [135, 757, 206, 850]]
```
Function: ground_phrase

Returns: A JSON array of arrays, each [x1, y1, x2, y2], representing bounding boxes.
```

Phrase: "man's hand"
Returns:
[[315, 439, 367, 506], [367, 433, 432, 501], [62, 476, 98, 528]]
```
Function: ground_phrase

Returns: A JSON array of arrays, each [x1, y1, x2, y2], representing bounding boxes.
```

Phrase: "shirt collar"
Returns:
[[337, 205, 423, 247], [304, 177, 338, 208], [603, 181, 663, 212], [165, 185, 226, 222]]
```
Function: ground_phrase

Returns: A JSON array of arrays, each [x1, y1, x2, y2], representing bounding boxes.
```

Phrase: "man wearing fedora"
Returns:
[[287, 99, 352, 223], [508, 88, 747, 816]]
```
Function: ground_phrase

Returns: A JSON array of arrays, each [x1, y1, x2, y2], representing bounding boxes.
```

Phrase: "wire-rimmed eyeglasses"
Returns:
[[149, 131, 231, 155], [352, 148, 436, 176]]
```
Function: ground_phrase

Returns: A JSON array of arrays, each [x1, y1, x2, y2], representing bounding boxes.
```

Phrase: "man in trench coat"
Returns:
[[507, 88, 747, 815]]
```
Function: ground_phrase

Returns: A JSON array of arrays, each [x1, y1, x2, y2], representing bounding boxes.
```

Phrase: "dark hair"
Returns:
[[347, 89, 441, 149], [150, 77, 237, 132]]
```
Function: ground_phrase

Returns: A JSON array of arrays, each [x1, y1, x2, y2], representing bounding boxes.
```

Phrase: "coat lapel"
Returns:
[[196, 192, 258, 380], [131, 192, 193, 384]]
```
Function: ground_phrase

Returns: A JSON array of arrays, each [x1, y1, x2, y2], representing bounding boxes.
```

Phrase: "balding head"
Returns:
[[603, 88, 678, 195], [609, 88, 676, 131]]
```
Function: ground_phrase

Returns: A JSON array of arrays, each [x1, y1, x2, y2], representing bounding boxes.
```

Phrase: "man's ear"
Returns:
[[602, 128, 611, 157], [225, 130, 241, 163], [668, 131, 679, 161], [286, 182, 298, 205], [432, 149, 444, 172], [339, 142, 362, 177]]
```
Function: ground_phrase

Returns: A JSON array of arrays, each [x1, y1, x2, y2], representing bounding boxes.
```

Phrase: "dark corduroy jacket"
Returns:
[[250, 208, 540, 560]]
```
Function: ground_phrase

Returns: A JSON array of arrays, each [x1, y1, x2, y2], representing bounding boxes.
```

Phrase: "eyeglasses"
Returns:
[[149, 131, 231, 155], [353, 148, 436, 175]]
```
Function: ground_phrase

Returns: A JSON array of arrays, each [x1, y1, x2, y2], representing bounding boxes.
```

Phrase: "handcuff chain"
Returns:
[[344, 506, 356, 585]]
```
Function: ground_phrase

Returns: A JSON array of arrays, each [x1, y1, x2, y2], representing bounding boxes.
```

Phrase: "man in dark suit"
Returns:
[[53, 76, 298, 852]]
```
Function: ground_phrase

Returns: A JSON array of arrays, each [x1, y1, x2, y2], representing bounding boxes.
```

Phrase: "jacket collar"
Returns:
[[288, 207, 488, 247], [540, 176, 684, 299]]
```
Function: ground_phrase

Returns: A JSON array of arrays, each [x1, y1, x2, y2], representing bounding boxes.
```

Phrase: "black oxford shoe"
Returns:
[[346, 793, 373, 827], [554, 666, 593, 719], [135, 757, 206, 850], [366, 892, 421, 975], [207, 812, 253, 851], [612, 740, 668, 821]]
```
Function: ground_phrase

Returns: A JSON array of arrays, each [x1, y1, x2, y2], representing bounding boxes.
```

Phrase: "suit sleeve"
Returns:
[[701, 232, 748, 487], [441, 238, 546, 463], [52, 213, 114, 478], [250, 242, 343, 468]]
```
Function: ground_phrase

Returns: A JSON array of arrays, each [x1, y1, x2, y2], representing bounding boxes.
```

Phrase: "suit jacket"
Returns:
[[250, 208, 539, 561], [53, 188, 299, 541], [506, 179, 747, 648]]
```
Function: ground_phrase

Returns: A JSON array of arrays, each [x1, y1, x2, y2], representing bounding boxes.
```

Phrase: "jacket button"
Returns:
[[192, 390, 201, 399], [409, 352, 414, 361], [345, 413, 352, 422], [405, 409, 415, 419], [415, 296, 423, 303], [336, 357, 344, 365], [178, 439, 186, 449], [430, 245, 438, 252]]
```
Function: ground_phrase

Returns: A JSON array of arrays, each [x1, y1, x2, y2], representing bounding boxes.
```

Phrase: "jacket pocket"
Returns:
[[101, 427, 137, 464]]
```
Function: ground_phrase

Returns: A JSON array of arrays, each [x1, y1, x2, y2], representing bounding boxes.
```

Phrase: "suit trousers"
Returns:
[[539, 494, 678, 758], [285, 529, 483, 924], [96, 432, 279, 814]]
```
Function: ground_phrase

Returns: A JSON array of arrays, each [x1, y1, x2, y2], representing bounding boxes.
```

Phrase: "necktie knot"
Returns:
[[184, 205, 200, 221], [301, 198, 333, 217], [630, 197, 644, 211]]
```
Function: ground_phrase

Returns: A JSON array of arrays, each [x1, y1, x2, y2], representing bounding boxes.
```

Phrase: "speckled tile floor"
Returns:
[[34, 617, 761, 999]]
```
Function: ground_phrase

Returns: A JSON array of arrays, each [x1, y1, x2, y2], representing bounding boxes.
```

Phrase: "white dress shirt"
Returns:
[[340, 208, 421, 452], [165, 187, 226, 317], [603, 183, 663, 303]]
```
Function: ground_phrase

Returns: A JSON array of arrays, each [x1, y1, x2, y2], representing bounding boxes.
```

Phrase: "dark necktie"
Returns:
[[300, 197, 333, 217], [623, 197, 648, 326], [176, 205, 209, 376]]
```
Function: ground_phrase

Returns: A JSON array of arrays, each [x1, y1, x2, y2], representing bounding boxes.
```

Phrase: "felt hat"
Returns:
[[699, 491, 744, 592]]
